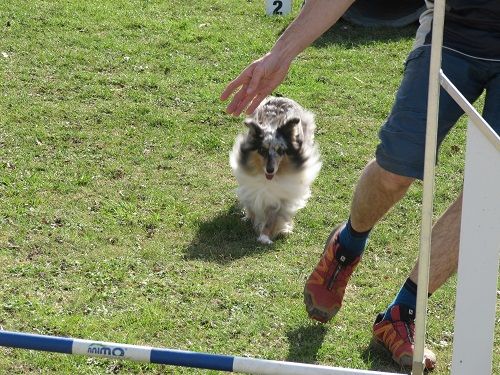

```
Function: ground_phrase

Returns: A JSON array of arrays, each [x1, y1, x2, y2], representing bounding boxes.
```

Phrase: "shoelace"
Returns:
[[326, 255, 350, 290], [404, 321, 415, 345], [327, 264, 342, 290]]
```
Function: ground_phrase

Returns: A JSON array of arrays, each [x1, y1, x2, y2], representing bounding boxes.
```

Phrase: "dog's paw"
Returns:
[[257, 234, 273, 245]]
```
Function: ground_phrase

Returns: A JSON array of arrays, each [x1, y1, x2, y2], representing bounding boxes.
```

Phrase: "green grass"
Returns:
[[0, 1, 497, 374]]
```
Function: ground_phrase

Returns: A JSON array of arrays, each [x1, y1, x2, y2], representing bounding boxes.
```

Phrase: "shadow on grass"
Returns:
[[277, 20, 417, 49], [286, 324, 327, 364], [184, 203, 277, 264], [314, 21, 417, 48], [361, 340, 411, 374], [285, 323, 411, 373]]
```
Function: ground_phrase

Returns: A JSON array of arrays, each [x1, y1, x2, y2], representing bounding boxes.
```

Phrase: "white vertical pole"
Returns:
[[413, 1, 446, 374], [451, 120, 500, 375]]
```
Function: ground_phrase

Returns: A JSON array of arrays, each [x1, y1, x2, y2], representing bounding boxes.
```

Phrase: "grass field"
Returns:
[[0, 1, 497, 374]]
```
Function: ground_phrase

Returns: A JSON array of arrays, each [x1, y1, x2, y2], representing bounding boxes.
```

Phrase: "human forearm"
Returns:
[[220, 0, 355, 115], [271, 0, 355, 63]]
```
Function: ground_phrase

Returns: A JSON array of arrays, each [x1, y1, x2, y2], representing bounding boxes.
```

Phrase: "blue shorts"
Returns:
[[375, 46, 500, 180]]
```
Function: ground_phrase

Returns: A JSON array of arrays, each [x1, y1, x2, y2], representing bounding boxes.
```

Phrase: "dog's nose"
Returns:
[[266, 167, 274, 174]]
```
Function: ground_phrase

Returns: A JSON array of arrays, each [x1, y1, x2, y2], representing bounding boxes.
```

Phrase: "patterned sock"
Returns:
[[337, 217, 371, 257], [383, 278, 418, 321]]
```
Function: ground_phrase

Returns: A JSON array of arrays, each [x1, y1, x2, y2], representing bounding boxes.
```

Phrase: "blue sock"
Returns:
[[383, 278, 417, 321], [338, 217, 371, 257]]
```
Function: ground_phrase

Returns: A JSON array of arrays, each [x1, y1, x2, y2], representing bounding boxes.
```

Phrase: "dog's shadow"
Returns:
[[184, 203, 278, 264]]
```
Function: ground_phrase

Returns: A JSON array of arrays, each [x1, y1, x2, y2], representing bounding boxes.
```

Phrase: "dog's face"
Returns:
[[244, 117, 303, 180]]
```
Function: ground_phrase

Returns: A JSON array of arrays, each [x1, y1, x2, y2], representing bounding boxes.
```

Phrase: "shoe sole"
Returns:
[[369, 336, 413, 368], [303, 223, 345, 323], [371, 333, 437, 371]]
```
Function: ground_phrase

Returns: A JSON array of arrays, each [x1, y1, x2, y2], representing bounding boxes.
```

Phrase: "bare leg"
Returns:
[[349, 159, 415, 232], [409, 192, 462, 293], [303, 159, 415, 322], [350, 159, 461, 291]]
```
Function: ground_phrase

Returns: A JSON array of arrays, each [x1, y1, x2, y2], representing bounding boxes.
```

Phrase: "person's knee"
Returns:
[[375, 161, 414, 193]]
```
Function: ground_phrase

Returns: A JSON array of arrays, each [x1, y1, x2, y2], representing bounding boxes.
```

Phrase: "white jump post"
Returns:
[[439, 73, 500, 374], [415, 0, 500, 374], [452, 119, 500, 375], [413, 0, 446, 374]]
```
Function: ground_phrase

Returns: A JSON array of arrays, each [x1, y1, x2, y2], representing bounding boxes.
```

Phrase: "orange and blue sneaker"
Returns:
[[303, 224, 361, 323], [372, 304, 436, 370]]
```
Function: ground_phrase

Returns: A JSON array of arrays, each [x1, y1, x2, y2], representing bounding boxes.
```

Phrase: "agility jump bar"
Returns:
[[0, 330, 401, 375]]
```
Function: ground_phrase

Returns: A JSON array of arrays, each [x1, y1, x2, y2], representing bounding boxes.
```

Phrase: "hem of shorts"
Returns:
[[375, 153, 424, 181], [417, 44, 500, 62]]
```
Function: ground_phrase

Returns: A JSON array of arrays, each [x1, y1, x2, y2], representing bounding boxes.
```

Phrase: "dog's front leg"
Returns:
[[257, 207, 278, 245], [242, 206, 256, 224]]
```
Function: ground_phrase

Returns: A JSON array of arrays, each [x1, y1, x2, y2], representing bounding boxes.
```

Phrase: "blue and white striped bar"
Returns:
[[0, 330, 402, 375]]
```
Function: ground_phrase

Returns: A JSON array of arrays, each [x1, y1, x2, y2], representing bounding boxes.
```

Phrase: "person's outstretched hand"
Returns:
[[220, 52, 291, 116]]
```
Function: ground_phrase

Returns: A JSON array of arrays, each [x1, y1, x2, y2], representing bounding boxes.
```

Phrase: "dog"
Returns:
[[230, 96, 321, 244]]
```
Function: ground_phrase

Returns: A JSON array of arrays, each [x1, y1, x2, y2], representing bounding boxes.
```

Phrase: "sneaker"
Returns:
[[372, 304, 436, 370], [303, 223, 361, 323]]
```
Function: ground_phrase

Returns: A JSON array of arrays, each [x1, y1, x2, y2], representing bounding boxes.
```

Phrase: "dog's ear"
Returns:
[[279, 117, 303, 149], [244, 119, 263, 138]]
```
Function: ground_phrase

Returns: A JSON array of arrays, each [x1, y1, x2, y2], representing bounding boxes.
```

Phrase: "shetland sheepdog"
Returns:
[[230, 96, 322, 244]]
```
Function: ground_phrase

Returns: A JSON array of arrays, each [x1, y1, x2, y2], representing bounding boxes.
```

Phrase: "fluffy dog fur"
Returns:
[[230, 96, 321, 244]]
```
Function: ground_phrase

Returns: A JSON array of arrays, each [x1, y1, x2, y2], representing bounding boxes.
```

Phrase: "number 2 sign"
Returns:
[[265, 0, 292, 16]]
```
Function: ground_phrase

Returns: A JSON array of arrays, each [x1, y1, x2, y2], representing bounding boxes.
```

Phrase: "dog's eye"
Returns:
[[257, 147, 268, 155], [276, 148, 285, 156]]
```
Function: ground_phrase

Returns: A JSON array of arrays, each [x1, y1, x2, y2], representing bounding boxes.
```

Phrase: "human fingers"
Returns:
[[230, 77, 278, 116], [230, 62, 281, 115], [230, 90, 260, 116], [220, 76, 245, 102], [225, 84, 251, 115], [220, 64, 254, 101], [245, 92, 268, 115], [243, 67, 287, 115], [244, 64, 265, 97]]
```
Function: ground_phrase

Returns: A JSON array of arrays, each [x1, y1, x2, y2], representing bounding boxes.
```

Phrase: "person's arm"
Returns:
[[220, 0, 355, 116]]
